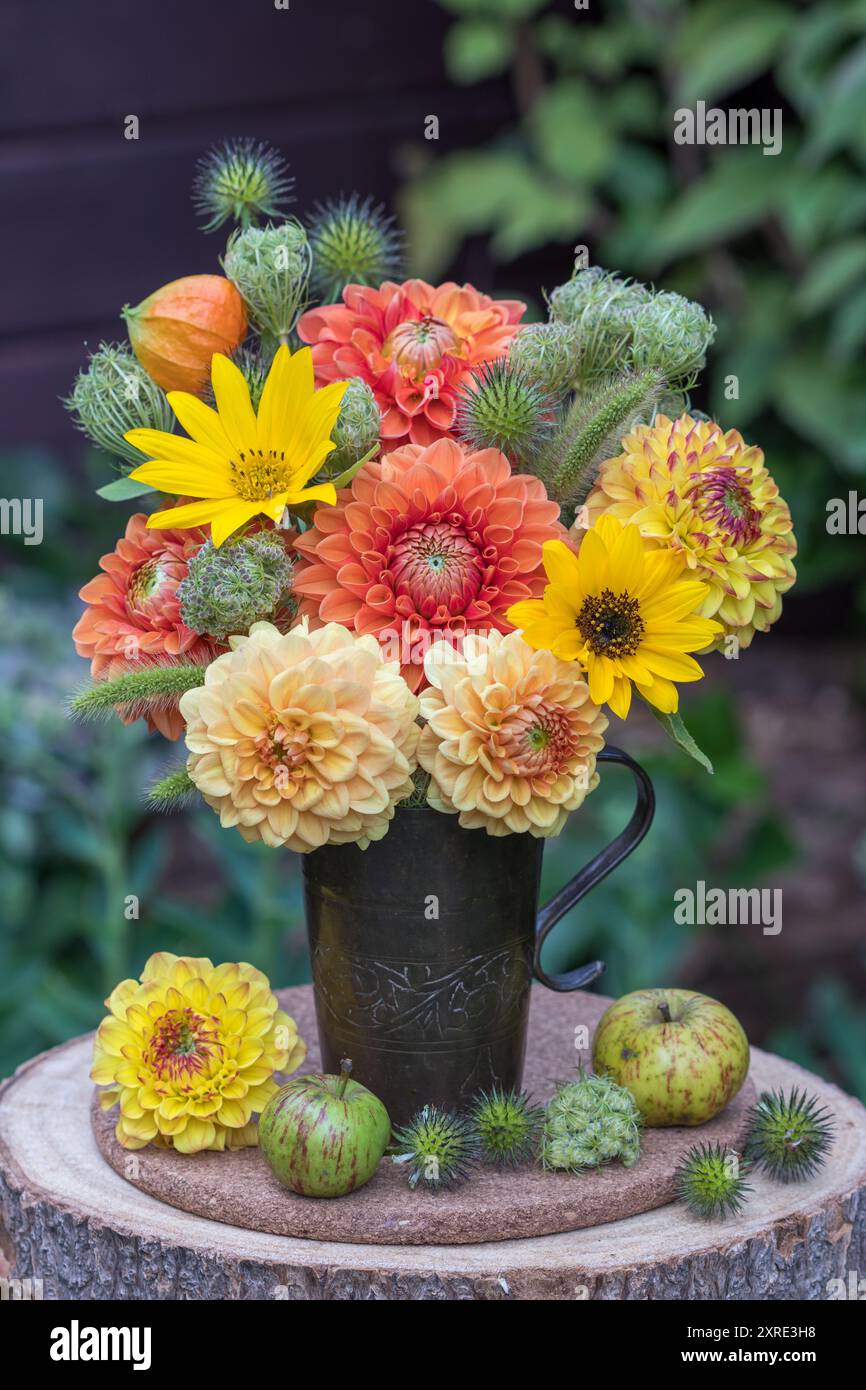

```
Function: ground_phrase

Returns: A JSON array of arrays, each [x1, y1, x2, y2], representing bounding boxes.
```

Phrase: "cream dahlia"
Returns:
[[72, 510, 222, 739], [291, 437, 563, 692], [91, 951, 305, 1152], [584, 415, 797, 648], [179, 620, 420, 851], [418, 631, 608, 837], [297, 278, 525, 447]]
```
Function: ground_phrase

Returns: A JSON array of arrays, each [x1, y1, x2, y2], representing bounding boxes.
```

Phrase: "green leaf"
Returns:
[[647, 151, 793, 264], [529, 80, 614, 184], [796, 236, 866, 314], [773, 349, 866, 471], [649, 707, 714, 774], [802, 37, 866, 163], [675, 7, 790, 106], [96, 476, 154, 501], [830, 283, 866, 357], [444, 18, 514, 84], [329, 443, 380, 490], [400, 150, 589, 277]]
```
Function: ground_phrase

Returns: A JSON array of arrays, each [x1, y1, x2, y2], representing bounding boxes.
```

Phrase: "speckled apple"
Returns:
[[258, 1060, 391, 1198], [591, 988, 750, 1127]]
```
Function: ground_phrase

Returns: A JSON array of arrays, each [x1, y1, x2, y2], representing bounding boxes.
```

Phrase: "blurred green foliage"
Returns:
[[402, 0, 866, 613]]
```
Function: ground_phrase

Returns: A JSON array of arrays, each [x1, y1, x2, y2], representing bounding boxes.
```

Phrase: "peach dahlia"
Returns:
[[291, 437, 564, 691], [179, 620, 420, 852], [418, 631, 608, 837], [72, 510, 221, 739], [297, 278, 525, 447]]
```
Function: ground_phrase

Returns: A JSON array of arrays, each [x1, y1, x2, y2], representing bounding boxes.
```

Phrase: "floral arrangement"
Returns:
[[68, 137, 798, 854]]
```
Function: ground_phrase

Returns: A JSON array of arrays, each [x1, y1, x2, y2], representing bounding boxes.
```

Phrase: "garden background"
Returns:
[[1, 0, 865, 1095]]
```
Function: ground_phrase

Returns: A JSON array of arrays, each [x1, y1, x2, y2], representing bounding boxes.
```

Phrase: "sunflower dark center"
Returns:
[[576, 588, 644, 658]]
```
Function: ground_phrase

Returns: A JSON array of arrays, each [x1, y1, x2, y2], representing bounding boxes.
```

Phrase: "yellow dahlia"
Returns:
[[418, 631, 608, 837], [91, 952, 305, 1153], [584, 414, 797, 648], [507, 517, 722, 719], [125, 344, 347, 547], [180, 620, 420, 851]]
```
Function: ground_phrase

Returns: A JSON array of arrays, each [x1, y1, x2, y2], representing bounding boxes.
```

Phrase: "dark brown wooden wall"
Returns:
[[0, 0, 510, 451]]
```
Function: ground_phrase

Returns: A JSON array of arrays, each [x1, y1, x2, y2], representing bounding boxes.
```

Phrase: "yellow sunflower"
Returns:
[[125, 344, 347, 547], [507, 516, 722, 719]]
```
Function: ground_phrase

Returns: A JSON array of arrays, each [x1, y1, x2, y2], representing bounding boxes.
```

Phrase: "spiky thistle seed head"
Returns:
[[508, 322, 582, 395], [391, 1105, 480, 1191], [193, 137, 294, 233], [456, 359, 557, 466], [325, 376, 382, 476], [470, 1087, 544, 1167], [63, 342, 175, 470], [308, 194, 404, 303], [222, 221, 311, 339], [745, 1087, 835, 1184], [676, 1143, 752, 1220], [178, 531, 295, 642], [540, 1071, 642, 1173]]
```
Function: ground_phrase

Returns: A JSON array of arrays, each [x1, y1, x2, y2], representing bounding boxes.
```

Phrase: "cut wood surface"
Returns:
[[1, 986, 865, 1300]]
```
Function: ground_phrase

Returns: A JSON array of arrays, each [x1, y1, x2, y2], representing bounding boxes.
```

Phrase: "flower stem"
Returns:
[[337, 1058, 353, 1099]]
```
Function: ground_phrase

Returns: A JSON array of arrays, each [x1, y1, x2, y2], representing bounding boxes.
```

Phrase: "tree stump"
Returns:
[[1, 987, 865, 1300]]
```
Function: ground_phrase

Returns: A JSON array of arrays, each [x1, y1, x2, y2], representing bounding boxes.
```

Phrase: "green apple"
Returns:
[[592, 988, 749, 1127], [258, 1059, 391, 1197]]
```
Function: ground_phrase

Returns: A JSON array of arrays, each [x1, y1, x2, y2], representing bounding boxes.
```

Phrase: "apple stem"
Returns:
[[337, 1057, 352, 1099], [657, 1000, 673, 1024]]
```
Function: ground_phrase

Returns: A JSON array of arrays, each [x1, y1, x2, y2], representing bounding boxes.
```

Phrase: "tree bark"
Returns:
[[1, 1025, 865, 1300]]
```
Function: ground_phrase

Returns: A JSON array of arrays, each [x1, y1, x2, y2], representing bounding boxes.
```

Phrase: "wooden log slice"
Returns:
[[1, 987, 865, 1300], [88, 989, 755, 1245]]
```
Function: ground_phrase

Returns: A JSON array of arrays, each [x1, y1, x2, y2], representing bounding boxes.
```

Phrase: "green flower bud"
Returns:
[[324, 376, 382, 476], [178, 531, 294, 641], [630, 291, 716, 388], [63, 343, 175, 469], [308, 194, 404, 304], [540, 1072, 642, 1173], [508, 322, 582, 394], [223, 221, 311, 340], [193, 137, 294, 233], [548, 264, 715, 389]]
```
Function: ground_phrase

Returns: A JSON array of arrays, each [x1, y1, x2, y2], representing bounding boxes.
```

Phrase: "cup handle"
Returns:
[[533, 746, 656, 993]]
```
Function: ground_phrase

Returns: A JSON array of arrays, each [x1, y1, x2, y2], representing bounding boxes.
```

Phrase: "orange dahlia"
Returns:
[[297, 278, 525, 447], [584, 415, 797, 648], [291, 437, 564, 691], [73, 511, 222, 739]]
